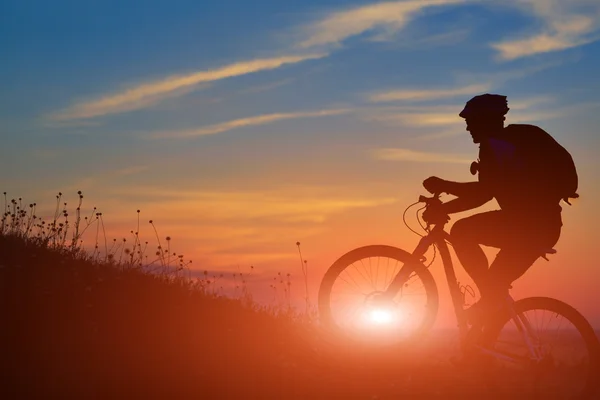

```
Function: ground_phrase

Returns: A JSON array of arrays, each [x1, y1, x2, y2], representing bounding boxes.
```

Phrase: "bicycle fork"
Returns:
[[380, 231, 436, 301]]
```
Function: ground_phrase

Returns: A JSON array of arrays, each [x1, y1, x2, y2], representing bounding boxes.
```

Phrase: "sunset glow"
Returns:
[[364, 307, 399, 326], [2, 0, 599, 330]]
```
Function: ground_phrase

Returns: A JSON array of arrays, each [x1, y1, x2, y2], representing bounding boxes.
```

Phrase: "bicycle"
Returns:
[[318, 193, 600, 399]]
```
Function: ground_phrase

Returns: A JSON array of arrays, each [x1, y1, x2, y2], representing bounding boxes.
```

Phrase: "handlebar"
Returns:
[[417, 193, 448, 227], [418, 193, 442, 205]]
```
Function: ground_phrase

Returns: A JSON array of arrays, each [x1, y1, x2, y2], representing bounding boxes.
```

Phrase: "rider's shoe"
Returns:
[[449, 325, 486, 368], [464, 300, 506, 326]]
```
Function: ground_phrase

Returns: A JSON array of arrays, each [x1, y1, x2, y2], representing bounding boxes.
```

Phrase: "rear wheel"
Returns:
[[318, 245, 439, 350], [482, 297, 600, 399]]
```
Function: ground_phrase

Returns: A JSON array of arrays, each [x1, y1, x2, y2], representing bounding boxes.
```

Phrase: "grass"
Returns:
[[0, 192, 320, 397], [1, 192, 596, 399]]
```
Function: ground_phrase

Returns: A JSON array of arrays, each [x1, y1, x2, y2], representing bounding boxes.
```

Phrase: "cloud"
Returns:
[[97, 185, 399, 224], [364, 105, 460, 127], [298, 0, 467, 49], [362, 59, 564, 129], [147, 108, 352, 138], [48, 53, 326, 121], [410, 99, 598, 140], [507, 101, 600, 124], [365, 60, 564, 106], [452, 58, 571, 87], [492, 1, 600, 60], [362, 94, 559, 138], [368, 83, 491, 103], [372, 148, 472, 164], [56, 164, 151, 194]]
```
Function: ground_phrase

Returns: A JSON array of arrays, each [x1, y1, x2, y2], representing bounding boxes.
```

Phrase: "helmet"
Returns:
[[459, 93, 509, 119]]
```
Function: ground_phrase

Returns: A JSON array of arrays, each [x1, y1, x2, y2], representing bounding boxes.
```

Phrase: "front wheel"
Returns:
[[318, 245, 439, 350], [482, 297, 600, 399]]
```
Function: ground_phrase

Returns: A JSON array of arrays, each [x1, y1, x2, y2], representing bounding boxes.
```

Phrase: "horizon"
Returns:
[[2, 0, 599, 329]]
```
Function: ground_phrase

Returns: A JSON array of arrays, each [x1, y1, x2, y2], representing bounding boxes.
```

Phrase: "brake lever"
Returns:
[[419, 192, 442, 205]]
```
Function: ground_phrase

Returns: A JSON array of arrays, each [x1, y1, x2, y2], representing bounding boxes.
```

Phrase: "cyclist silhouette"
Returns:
[[422, 94, 578, 329]]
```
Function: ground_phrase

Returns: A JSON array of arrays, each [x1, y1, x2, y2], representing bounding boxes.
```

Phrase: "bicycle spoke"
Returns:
[[358, 258, 375, 290], [323, 249, 436, 347], [382, 257, 389, 289], [338, 271, 366, 296], [484, 298, 596, 399], [352, 260, 373, 290]]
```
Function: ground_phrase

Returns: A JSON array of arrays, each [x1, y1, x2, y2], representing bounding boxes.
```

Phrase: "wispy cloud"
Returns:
[[298, 0, 467, 49], [368, 83, 491, 103], [410, 99, 598, 140], [98, 185, 398, 223], [48, 54, 326, 121], [452, 58, 573, 87], [362, 94, 559, 135], [57, 165, 150, 193], [366, 59, 565, 105], [507, 101, 600, 124], [492, 1, 600, 60], [148, 108, 352, 139], [372, 148, 472, 164], [363, 60, 565, 129], [364, 105, 460, 127]]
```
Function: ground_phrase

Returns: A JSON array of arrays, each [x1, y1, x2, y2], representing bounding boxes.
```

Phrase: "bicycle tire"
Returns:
[[318, 245, 439, 350], [482, 296, 600, 399]]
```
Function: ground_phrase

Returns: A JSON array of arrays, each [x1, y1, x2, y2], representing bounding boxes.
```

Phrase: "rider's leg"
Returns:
[[484, 220, 561, 314], [449, 211, 507, 296], [481, 248, 541, 316], [449, 210, 560, 323]]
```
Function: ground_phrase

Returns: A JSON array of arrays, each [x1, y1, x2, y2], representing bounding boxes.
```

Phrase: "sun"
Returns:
[[367, 308, 395, 325]]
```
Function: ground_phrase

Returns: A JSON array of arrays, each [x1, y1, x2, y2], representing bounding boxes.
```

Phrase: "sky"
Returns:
[[2, 0, 600, 328]]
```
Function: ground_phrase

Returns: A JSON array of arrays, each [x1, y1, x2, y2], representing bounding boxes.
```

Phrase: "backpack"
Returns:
[[501, 124, 579, 205]]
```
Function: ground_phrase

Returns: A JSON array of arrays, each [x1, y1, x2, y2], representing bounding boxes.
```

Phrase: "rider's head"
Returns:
[[459, 94, 509, 143]]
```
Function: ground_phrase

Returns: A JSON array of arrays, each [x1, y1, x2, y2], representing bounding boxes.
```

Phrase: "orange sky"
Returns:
[[19, 139, 599, 330], [3, 0, 600, 330]]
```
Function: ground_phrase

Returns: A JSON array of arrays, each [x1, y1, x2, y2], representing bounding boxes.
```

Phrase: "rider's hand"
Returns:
[[422, 204, 450, 225], [423, 176, 449, 194]]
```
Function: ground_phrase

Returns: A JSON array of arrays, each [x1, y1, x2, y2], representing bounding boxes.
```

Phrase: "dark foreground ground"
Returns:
[[1, 234, 596, 399]]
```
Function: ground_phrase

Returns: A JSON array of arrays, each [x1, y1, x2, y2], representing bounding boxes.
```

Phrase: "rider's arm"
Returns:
[[441, 181, 493, 214], [443, 181, 487, 198]]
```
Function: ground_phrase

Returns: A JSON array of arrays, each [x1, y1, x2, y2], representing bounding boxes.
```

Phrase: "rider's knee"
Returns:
[[450, 217, 471, 242]]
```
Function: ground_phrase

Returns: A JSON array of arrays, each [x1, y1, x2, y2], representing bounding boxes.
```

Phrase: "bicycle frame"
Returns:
[[382, 196, 545, 364], [383, 221, 472, 338]]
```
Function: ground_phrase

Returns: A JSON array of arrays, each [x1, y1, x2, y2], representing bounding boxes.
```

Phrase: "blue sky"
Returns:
[[2, 0, 600, 322]]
